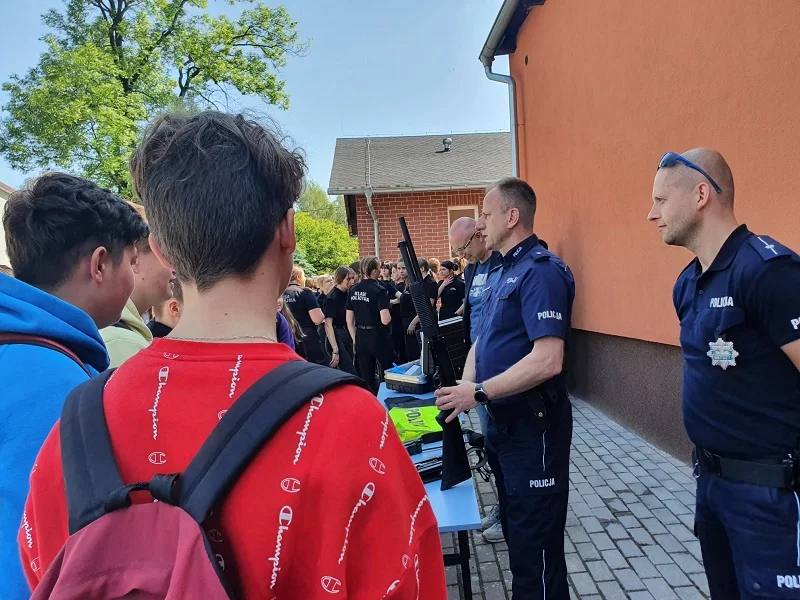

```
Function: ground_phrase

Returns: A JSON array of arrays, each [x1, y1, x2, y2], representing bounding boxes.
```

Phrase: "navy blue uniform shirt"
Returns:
[[674, 225, 800, 458], [475, 234, 575, 405]]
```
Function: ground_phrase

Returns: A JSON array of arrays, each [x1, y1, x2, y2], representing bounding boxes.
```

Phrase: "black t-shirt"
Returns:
[[323, 286, 348, 328], [283, 284, 320, 329], [346, 279, 390, 326], [379, 280, 398, 297], [423, 274, 438, 304], [398, 281, 417, 321], [439, 278, 466, 321]]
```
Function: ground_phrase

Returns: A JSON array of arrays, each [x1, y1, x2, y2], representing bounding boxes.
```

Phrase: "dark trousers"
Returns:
[[391, 320, 407, 365], [694, 470, 800, 599], [299, 326, 329, 366], [355, 327, 394, 393], [330, 327, 356, 375], [485, 402, 572, 599], [402, 318, 421, 361]]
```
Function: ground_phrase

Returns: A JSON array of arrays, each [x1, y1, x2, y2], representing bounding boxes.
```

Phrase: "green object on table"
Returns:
[[389, 406, 443, 442]]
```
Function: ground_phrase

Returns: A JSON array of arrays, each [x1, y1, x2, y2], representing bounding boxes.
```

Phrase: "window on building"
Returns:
[[447, 206, 479, 257]]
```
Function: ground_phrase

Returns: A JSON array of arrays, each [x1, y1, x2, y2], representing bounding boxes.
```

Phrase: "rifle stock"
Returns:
[[398, 217, 472, 490]]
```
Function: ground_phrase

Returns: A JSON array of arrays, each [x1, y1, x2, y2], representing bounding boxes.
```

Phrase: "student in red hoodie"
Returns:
[[20, 111, 446, 599]]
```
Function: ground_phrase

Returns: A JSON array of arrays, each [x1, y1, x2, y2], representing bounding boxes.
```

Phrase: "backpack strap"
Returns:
[[177, 361, 366, 524], [60, 369, 123, 534], [0, 333, 91, 376]]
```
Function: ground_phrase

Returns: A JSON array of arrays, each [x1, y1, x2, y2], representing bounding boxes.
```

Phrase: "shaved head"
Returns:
[[649, 147, 739, 254], [449, 216, 488, 264], [663, 148, 735, 206], [450, 217, 476, 241]]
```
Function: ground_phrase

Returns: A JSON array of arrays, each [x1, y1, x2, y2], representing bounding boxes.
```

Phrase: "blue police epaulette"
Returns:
[[531, 249, 552, 262], [747, 235, 793, 261]]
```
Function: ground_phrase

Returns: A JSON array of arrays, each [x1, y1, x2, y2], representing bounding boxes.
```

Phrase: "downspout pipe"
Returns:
[[483, 63, 518, 177], [480, 0, 520, 177], [364, 187, 379, 257]]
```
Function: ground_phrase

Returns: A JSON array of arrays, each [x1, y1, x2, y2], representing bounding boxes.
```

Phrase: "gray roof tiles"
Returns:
[[328, 132, 511, 194]]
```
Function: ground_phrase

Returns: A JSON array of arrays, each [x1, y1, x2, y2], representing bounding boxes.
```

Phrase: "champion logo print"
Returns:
[[30, 557, 40, 572], [228, 354, 243, 398], [321, 576, 342, 594], [414, 554, 421, 600], [369, 457, 386, 475], [148, 366, 170, 440], [281, 477, 302, 493], [217, 409, 228, 420], [268, 506, 293, 589], [207, 529, 224, 543], [293, 395, 324, 465], [148, 451, 167, 465], [381, 579, 401, 598], [21, 511, 33, 549], [338, 482, 376, 564], [408, 495, 430, 546], [379, 414, 389, 449]]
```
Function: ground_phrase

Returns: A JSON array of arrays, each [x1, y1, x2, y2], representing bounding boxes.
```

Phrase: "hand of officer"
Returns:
[[435, 380, 477, 423], [407, 323, 416, 335], [329, 350, 339, 368]]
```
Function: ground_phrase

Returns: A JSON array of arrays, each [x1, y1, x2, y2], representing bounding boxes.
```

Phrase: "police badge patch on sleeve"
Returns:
[[707, 338, 739, 369]]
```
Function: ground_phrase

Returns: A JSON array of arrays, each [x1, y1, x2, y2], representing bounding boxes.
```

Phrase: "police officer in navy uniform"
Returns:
[[649, 148, 800, 599], [283, 265, 328, 364], [346, 255, 394, 392], [436, 178, 575, 599]]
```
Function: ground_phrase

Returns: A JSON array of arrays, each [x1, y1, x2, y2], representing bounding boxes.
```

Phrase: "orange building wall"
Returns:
[[510, 0, 800, 346]]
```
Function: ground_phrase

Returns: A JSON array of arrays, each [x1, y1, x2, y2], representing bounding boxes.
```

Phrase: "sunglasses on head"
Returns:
[[658, 152, 722, 194]]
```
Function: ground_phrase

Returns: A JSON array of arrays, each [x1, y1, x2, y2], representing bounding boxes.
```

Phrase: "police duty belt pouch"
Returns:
[[31, 361, 365, 600], [389, 405, 443, 442]]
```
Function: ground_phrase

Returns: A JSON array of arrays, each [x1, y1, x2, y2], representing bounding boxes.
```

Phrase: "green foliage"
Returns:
[[292, 247, 316, 277], [294, 212, 358, 275], [296, 180, 346, 226], [0, 0, 307, 195]]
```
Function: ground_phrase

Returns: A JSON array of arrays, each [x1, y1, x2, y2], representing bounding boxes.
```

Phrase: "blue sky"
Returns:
[[0, 0, 510, 193]]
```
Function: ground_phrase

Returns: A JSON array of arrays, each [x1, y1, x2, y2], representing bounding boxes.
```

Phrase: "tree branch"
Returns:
[[130, 0, 190, 87]]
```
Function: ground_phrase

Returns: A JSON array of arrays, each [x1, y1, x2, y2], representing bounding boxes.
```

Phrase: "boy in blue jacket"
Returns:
[[0, 173, 147, 596]]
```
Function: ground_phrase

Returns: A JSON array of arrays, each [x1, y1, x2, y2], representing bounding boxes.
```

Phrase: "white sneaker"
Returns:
[[482, 521, 505, 543], [480, 504, 501, 531]]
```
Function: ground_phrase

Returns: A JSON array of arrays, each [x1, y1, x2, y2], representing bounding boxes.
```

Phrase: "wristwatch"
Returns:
[[474, 383, 489, 404]]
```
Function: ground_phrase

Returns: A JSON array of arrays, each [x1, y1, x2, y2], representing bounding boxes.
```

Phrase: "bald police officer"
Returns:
[[649, 148, 800, 599], [436, 178, 575, 599]]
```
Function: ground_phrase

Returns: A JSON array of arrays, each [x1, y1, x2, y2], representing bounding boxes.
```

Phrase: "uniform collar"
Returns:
[[502, 234, 540, 268], [696, 224, 751, 275]]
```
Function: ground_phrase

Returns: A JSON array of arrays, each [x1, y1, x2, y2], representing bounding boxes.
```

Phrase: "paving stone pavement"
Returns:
[[441, 399, 709, 600]]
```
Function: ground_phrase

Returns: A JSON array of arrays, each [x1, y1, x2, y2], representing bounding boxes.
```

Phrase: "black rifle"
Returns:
[[398, 216, 472, 491]]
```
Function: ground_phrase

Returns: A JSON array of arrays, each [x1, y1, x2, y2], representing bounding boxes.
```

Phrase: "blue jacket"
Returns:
[[0, 274, 109, 597]]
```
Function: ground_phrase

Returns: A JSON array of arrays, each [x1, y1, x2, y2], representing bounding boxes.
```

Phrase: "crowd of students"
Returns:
[[0, 111, 448, 598], [279, 254, 468, 392]]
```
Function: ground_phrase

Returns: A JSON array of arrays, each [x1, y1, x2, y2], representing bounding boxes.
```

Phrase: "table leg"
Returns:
[[458, 530, 472, 600]]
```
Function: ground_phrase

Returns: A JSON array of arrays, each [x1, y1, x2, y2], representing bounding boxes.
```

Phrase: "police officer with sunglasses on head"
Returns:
[[649, 148, 800, 599]]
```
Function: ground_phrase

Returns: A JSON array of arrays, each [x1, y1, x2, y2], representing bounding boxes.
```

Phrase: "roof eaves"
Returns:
[[0, 181, 15, 195], [479, 0, 544, 66], [327, 182, 494, 196]]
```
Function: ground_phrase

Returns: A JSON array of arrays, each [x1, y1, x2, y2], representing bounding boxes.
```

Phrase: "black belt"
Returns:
[[356, 324, 375, 330], [694, 447, 796, 489]]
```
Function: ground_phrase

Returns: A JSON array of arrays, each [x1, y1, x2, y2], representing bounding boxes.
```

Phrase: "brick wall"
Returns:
[[353, 188, 485, 262]]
